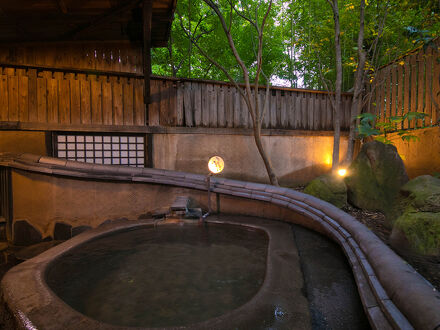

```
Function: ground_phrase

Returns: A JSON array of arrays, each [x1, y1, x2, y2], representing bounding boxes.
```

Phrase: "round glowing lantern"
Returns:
[[208, 156, 224, 174]]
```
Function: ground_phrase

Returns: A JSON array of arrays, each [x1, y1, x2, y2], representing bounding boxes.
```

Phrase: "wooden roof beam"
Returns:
[[61, 0, 143, 40], [57, 0, 68, 14]]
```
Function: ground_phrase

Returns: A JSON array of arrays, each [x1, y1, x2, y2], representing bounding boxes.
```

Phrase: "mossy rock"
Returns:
[[345, 141, 408, 216], [391, 211, 440, 256], [388, 175, 440, 227], [304, 173, 347, 208], [389, 175, 440, 257]]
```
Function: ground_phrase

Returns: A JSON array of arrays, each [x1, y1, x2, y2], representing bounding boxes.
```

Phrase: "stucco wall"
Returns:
[[388, 127, 440, 178], [11, 169, 318, 239], [153, 133, 348, 186], [0, 131, 48, 155]]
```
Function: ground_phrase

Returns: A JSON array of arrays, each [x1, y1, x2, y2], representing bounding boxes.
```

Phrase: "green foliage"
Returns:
[[356, 112, 429, 144], [151, 0, 440, 90]]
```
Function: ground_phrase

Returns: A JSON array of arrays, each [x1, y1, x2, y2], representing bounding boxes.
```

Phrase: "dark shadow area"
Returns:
[[292, 224, 371, 330]]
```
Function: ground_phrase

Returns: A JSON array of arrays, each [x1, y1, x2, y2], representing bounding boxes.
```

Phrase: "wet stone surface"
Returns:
[[292, 224, 371, 330]]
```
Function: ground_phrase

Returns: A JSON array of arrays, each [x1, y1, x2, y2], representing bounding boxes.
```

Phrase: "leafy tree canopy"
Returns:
[[151, 0, 440, 91]]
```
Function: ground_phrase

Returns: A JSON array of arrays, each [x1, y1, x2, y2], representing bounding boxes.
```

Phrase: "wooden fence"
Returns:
[[0, 42, 143, 74], [0, 65, 145, 126], [150, 77, 353, 130], [367, 38, 440, 128], [0, 63, 353, 130]]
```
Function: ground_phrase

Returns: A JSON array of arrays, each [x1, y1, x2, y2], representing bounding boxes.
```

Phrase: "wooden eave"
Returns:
[[0, 0, 176, 47]]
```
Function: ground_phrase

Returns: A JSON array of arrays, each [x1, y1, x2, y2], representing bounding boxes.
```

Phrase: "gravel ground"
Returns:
[[342, 204, 440, 291]]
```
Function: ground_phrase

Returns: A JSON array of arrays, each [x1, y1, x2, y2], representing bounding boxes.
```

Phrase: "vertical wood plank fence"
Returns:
[[0, 65, 145, 126], [0, 63, 353, 130], [150, 77, 353, 130], [367, 38, 440, 128]]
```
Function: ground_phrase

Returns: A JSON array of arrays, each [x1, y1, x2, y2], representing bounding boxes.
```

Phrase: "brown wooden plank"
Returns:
[[424, 47, 433, 126], [280, 91, 287, 128], [58, 76, 70, 124], [383, 68, 390, 123], [218, 85, 225, 127], [159, 80, 170, 126], [378, 68, 386, 122], [210, 84, 218, 127], [149, 79, 160, 126], [409, 55, 418, 128], [176, 81, 184, 126], [133, 79, 145, 126], [112, 79, 123, 125], [314, 94, 321, 130], [183, 82, 193, 127], [402, 57, 411, 128], [0, 75, 8, 121], [36, 77, 47, 123], [193, 82, 202, 126], [47, 76, 58, 123], [28, 69, 38, 122], [69, 74, 81, 125], [18, 75, 29, 122], [396, 63, 404, 126], [168, 81, 177, 126], [7, 75, 18, 121], [79, 74, 91, 124], [269, 91, 276, 128], [122, 78, 133, 125], [233, 88, 241, 127], [275, 90, 282, 127], [390, 64, 397, 118], [301, 93, 308, 129], [201, 83, 209, 127], [287, 91, 294, 129], [102, 77, 113, 125], [308, 93, 314, 130], [225, 87, 234, 128], [432, 47, 440, 125], [373, 72, 380, 121], [293, 92, 300, 129], [417, 52, 425, 128], [320, 93, 327, 130], [90, 75, 102, 125], [326, 94, 333, 130]]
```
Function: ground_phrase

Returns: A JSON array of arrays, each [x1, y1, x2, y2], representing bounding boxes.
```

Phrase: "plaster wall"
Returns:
[[388, 126, 440, 178], [0, 131, 48, 155], [153, 133, 348, 186]]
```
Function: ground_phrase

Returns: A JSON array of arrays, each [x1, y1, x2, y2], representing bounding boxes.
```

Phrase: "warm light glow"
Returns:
[[324, 154, 332, 165], [338, 168, 347, 177], [208, 156, 224, 174]]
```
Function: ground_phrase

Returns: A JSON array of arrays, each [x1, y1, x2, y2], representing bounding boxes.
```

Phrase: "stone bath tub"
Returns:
[[0, 153, 439, 329]]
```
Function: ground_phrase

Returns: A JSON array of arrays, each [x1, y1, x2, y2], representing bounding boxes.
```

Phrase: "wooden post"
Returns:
[[143, 0, 152, 124]]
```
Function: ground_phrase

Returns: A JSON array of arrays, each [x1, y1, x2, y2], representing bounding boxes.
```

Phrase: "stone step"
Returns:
[[170, 196, 191, 212]]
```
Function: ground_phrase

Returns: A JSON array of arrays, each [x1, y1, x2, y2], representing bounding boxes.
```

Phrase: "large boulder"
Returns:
[[345, 141, 408, 217], [304, 173, 347, 208], [390, 175, 440, 257]]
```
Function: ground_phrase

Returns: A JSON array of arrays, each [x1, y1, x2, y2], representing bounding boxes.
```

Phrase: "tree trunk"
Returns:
[[330, 0, 342, 171], [252, 118, 279, 186], [345, 0, 366, 164]]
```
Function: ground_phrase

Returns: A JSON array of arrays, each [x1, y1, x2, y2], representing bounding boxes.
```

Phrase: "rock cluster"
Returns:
[[389, 175, 440, 256]]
